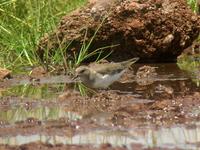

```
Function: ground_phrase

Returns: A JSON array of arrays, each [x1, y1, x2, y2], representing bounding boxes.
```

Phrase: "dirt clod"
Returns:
[[0, 67, 11, 80], [37, 0, 200, 62]]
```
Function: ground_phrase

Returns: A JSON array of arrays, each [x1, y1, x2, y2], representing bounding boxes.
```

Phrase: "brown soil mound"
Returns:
[[37, 0, 200, 62]]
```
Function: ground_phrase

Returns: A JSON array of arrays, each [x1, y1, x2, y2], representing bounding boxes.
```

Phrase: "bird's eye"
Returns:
[[79, 69, 86, 74]]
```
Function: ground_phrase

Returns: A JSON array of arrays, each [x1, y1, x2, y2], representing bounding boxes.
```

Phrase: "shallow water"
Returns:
[[0, 124, 200, 149], [0, 63, 200, 149]]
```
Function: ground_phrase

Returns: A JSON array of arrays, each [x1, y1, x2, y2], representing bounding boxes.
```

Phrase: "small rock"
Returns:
[[163, 34, 174, 45], [30, 66, 47, 79], [136, 65, 158, 85], [0, 67, 11, 80]]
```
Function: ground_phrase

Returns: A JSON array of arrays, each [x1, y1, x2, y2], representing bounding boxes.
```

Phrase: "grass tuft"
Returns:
[[187, 0, 199, 13], [0, 0, 87, 72]]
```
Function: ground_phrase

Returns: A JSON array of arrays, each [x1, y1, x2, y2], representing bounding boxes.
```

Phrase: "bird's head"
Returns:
[[73, 66, 91, 81]]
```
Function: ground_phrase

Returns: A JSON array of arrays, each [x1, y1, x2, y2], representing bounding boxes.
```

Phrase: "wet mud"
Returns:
[[0, 63, 200, 150]]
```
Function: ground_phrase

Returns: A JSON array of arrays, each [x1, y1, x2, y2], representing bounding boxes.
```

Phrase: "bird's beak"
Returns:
[[72, 74, 79, 81]]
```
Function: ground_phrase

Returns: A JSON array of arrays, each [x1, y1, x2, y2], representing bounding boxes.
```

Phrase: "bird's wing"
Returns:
[[90, 63, 124, 75]]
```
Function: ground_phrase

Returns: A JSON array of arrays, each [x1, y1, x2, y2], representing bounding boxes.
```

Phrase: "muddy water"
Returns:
[[1, 124, 200, 149], [0, 63, 200, 150]]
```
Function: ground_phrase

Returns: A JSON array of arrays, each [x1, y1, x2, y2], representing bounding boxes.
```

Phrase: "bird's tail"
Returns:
[[121, 57, 139, 67]]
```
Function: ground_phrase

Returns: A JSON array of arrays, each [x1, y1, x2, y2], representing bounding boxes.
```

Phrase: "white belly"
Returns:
[[93, 71, 125, 89]]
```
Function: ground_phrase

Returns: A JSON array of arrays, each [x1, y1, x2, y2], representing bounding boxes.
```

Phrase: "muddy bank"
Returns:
[[0, 63, 199, 149], [37, 0, 200, 62]]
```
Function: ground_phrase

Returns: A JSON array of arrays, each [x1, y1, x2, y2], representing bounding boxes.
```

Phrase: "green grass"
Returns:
[[0, 0, 113, 75], [187, 0, 199, 13], [0, 0, 87, 72], [177, 54, 200, 87], [0, 83, 65, 99]]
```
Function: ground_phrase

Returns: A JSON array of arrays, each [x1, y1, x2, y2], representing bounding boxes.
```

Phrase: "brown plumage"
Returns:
[[74, 57, 139, 89]]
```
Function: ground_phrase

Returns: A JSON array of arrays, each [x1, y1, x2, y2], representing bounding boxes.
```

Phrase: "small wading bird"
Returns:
[[73, 57, 139, 89]]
